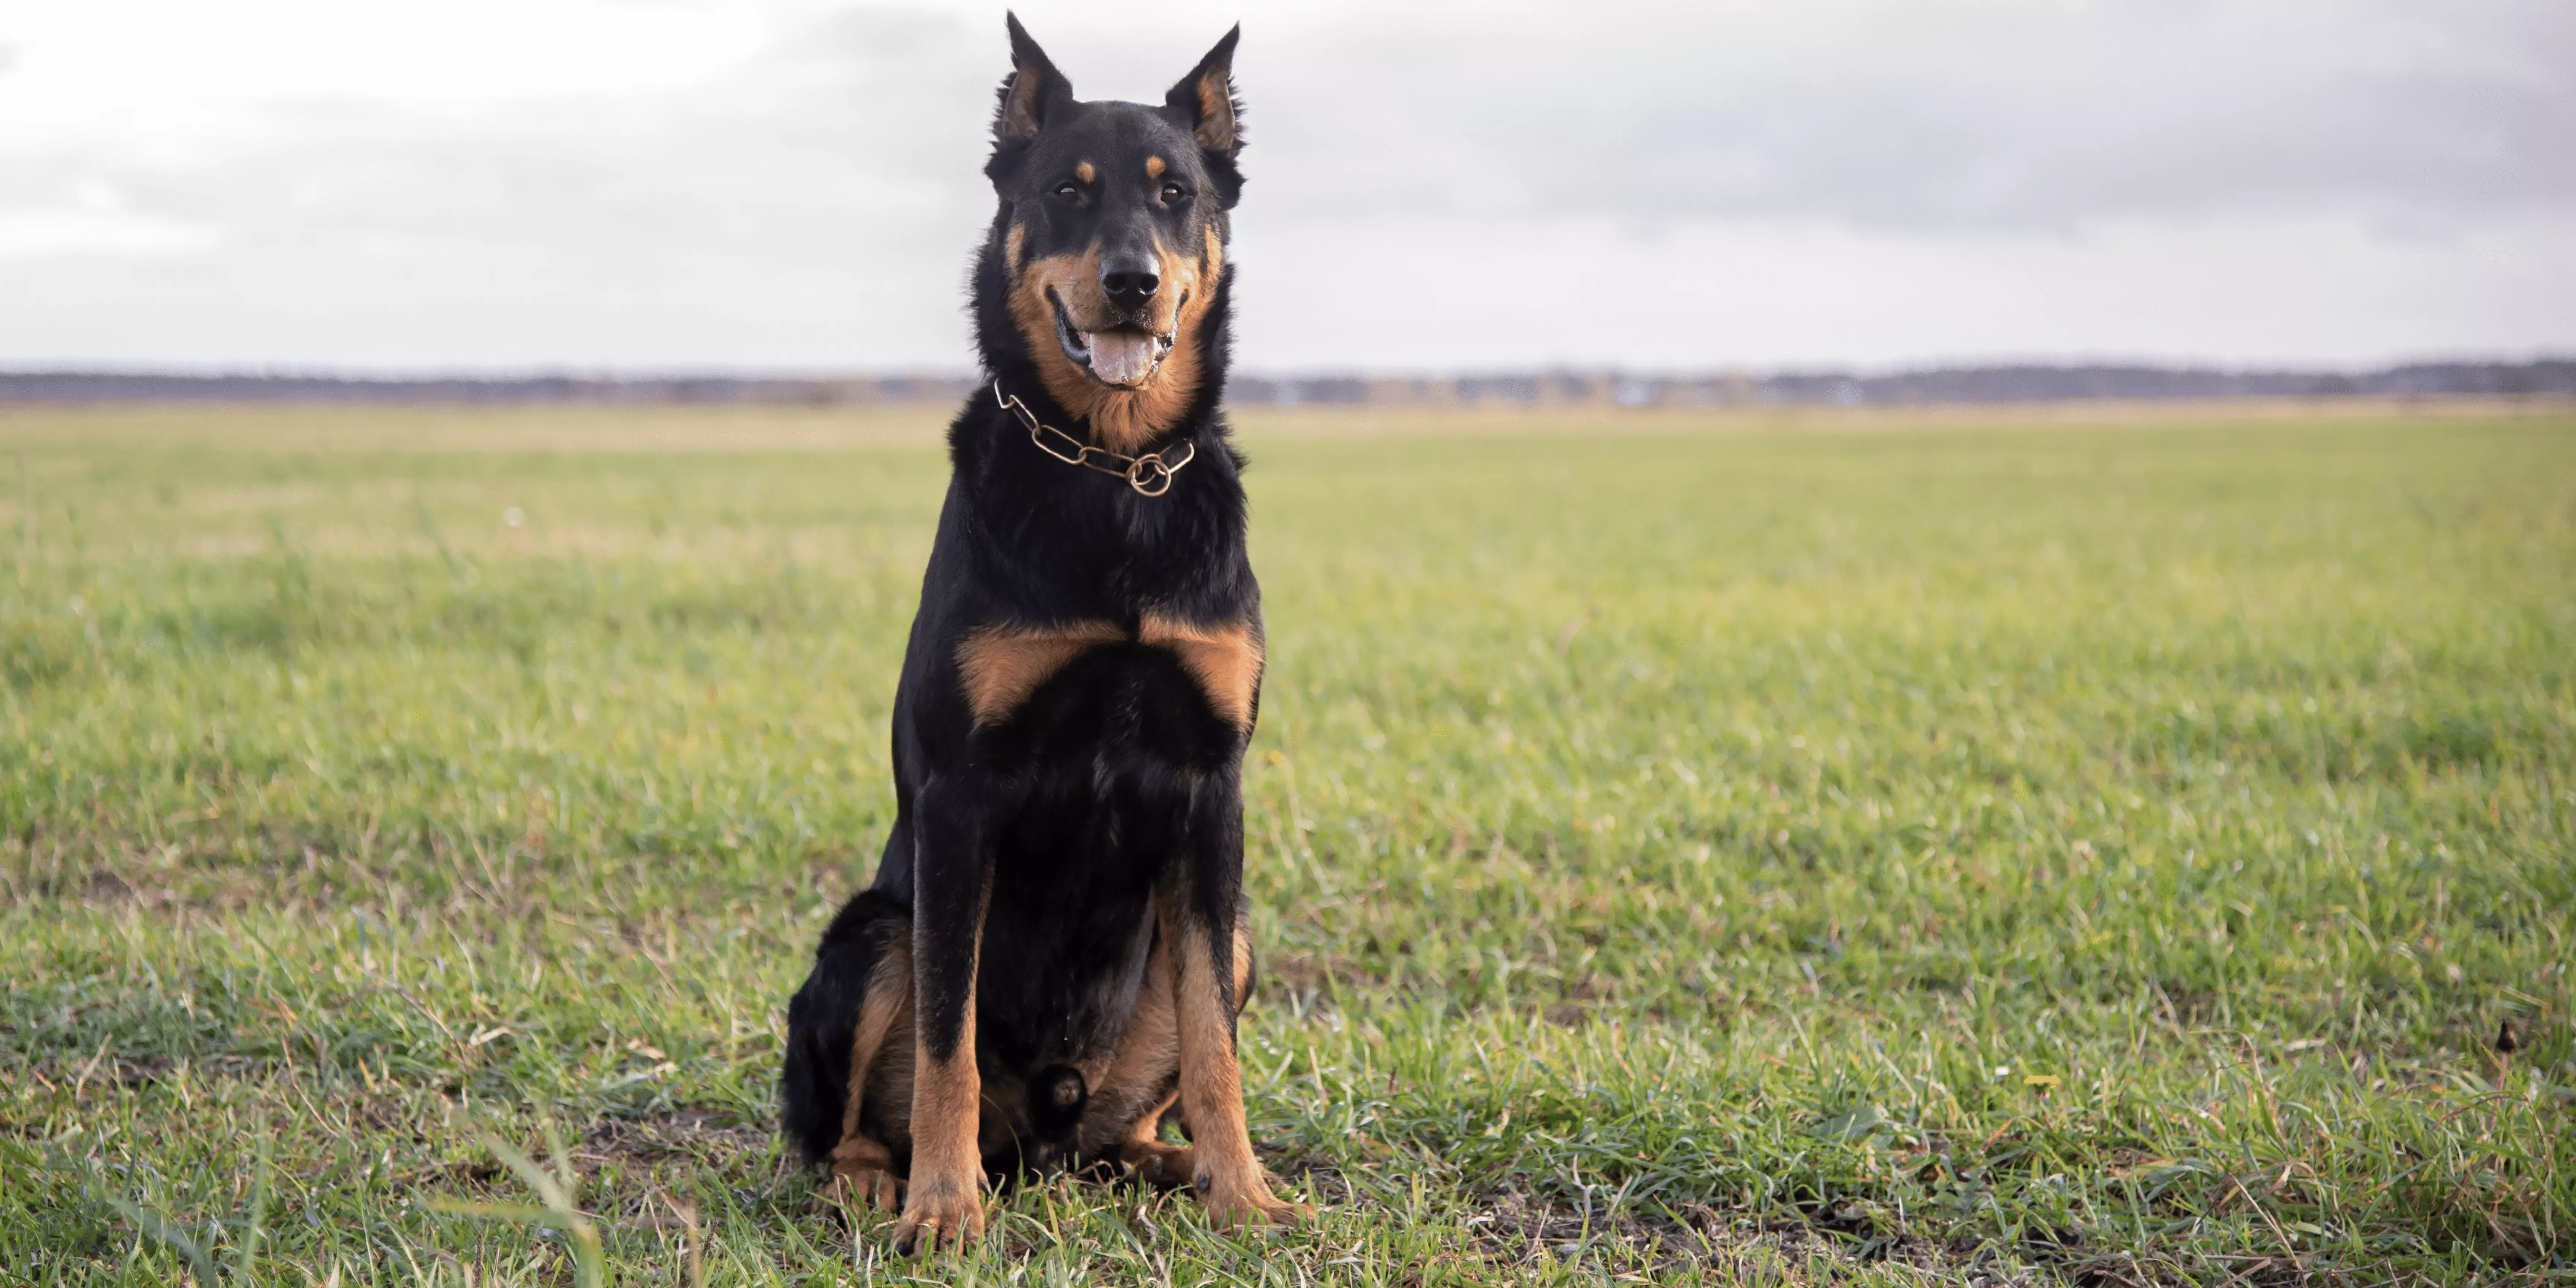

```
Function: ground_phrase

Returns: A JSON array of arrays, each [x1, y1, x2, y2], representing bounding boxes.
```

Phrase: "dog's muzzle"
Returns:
[[1052, 290, 1177, 387]]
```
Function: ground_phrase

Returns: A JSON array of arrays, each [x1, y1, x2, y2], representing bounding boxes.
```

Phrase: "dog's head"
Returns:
[[984, 15, 1242, 450]]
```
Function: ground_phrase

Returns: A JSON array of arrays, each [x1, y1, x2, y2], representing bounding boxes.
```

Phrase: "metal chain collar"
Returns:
[[994, 380, 1196, 498]]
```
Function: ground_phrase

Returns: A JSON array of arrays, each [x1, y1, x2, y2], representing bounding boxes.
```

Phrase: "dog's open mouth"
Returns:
[[1051, 290, 1177, 388]]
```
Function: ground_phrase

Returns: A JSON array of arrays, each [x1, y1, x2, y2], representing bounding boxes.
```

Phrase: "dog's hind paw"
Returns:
[[1120, 1140, 1198, 1188], [820, 1166, 902, 1214], [819, 1136, 904, 1214]]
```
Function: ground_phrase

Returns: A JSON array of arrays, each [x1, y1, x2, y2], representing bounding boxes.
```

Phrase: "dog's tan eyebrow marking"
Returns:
[[1145, 156, 1166, 179], [1074, 160, 1095, 184]]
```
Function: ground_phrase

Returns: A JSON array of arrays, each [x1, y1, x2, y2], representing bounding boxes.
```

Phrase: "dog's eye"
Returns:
[[1053, 182, 1082, 203], [1159, 182, 1187, 205]]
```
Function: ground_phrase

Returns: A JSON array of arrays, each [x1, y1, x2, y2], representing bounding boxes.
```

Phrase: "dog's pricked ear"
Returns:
[[1164, 25, 1242, 156], [997, 12, 1074, 143]]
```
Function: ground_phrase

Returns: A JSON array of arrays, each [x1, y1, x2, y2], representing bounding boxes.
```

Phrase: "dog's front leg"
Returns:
[[1166, 783, 1313, 1231], [893, 774, 990, 1255]]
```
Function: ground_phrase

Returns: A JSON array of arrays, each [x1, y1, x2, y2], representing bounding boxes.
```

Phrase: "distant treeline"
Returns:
[[6, 360, 2571, 408], [1235, 360, 2576, 407], [0, 371, 976, 407]]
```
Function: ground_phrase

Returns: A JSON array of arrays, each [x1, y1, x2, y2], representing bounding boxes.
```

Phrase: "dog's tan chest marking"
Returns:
[[1141, 612, 1261, 731], [956, 615, 1260, 730], [956, 621, 1126, 727]]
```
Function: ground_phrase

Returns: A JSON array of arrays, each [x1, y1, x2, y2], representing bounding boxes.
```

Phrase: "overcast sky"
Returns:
[[3, 0, 2572, 373]]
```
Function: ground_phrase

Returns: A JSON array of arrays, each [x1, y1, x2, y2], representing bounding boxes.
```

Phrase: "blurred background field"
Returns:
[[2, 401, 2571, 1285]]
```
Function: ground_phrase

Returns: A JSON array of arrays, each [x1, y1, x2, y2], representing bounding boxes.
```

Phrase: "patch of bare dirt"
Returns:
[[580, 1107, 770, 1169]]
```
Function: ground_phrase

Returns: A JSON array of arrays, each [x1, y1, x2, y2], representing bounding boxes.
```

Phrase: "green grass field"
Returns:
[[3, 401, 2571, 1285]]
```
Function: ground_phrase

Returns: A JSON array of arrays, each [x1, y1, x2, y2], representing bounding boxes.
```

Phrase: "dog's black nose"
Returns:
[[1099, 256, 1160, 308]]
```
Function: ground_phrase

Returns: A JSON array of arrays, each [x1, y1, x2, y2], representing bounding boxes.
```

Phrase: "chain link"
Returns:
[[994, 381, 1196, 497]]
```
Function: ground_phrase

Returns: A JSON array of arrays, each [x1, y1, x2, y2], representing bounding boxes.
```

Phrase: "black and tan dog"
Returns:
[[779, 15, 1308, 1254]]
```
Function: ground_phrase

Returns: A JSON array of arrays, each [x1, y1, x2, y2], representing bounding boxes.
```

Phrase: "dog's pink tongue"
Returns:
[[1083, 330, 1157, 385]]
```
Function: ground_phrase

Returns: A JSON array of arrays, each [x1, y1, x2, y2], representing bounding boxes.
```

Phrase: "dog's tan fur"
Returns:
[[1006, 226, 1223, 453], [1165, 904, 1306, 1227], [829, 914, 1266, 1196], [1140, 612, 1262, 731], [822, 936, 915, 1212], [956, 621, 1128, 727], [955, 615, 1260, 730]]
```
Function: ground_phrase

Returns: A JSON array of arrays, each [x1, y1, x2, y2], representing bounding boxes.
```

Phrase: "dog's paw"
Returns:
[[891, 1179, 985, 1255], [1121, 1140, 1198, 1188], [820, 1166, 903, 1214], [821, 1137, 904, 1214], [1199, 1174, 1314, 1231]]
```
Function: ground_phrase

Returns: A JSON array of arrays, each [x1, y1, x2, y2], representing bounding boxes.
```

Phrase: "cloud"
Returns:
[[0, 4, 1004, 367], [0, 179, 221, 257], [1241, 0, 2576, 230], [1231, 208, 2576, 369], [0, 0, 2569, 370]]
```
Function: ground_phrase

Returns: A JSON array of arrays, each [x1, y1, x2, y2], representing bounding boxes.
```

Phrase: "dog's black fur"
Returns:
[[780, 15, 1306, 1252]]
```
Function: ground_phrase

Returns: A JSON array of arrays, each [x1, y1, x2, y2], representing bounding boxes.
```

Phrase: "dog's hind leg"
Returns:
[[1116, 1087, 1192, 1185], [1080, 919, 1259, 1188], [1077, 927, 1187, 1183], [822, 934, 912, 1212], [782, 889, 909, 1169]]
